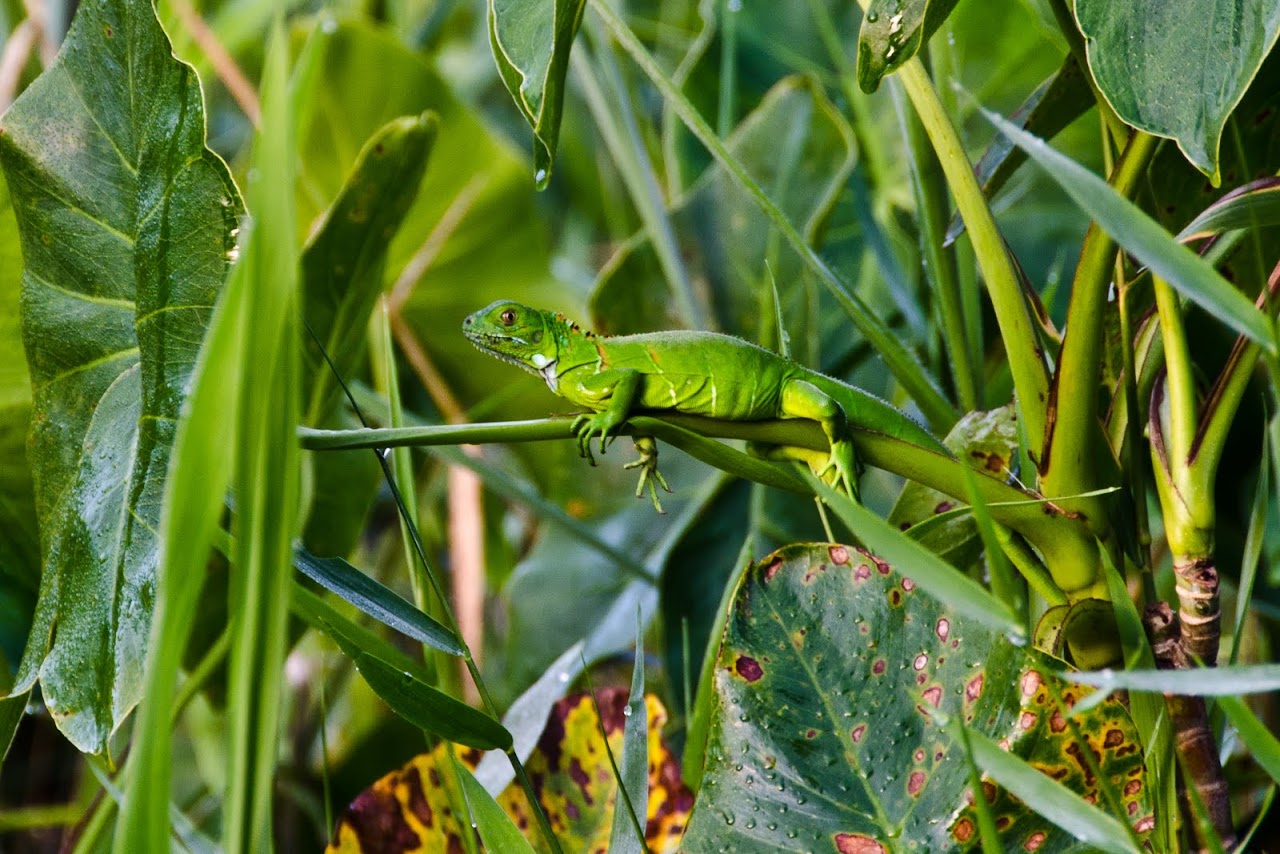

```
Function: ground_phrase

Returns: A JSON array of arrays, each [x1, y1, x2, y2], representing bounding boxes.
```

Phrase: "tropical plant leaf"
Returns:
[[681, 544, 1151, 852], [0, 174, 38, 675], [325, 690, 693, 852], [857, 0, 961, 93], [301, 112, 437, 425], [0, 0, 240, 752], [488, 0, 587, 186], [293, 548, 461, 655], [295, 585, 511, 751], [1074, 0, 1280, 180]]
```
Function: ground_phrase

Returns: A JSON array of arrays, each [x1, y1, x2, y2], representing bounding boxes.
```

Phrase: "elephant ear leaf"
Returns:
[[0, 0, 240, 753], [488, 0, 586, 187]]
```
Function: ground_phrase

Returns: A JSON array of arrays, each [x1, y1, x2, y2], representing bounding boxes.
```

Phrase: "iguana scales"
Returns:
[[463, 301, 946, 506]]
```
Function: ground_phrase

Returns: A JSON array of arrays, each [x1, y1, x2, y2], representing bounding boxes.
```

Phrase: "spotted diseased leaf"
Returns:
[[0, 0, 240, 752], [487, 0, 587, 187], [326, 689, 693, 853], [681, 544, 1150, 852]]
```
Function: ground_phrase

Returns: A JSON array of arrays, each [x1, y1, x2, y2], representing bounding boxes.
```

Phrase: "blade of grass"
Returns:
[[222, 19, 302, 852], [608, 611, 650, 854], [1230, 423, 1269, 665], [1069, 664, 1280, 694], [455, 759, 538, 853]]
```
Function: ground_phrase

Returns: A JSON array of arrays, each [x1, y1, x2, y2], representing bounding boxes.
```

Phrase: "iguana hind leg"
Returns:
[[623, 436, 671, 512], [779, 378, 860, 500]]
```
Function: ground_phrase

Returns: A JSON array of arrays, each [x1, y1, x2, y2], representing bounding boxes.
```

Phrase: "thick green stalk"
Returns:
[[590, 0, 959, 430], [1040, 132, 1157, 520], [894, 59, 1050, 456]]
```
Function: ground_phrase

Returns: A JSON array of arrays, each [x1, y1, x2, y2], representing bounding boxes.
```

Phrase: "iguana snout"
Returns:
[[462, 300, 559, 374]]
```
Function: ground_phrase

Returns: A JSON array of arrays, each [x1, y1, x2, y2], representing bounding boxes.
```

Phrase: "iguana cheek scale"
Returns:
[[463, 300, 948, 508]]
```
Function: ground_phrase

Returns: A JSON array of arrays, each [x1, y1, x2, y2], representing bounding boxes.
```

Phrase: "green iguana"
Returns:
[[463, 300, 947, 506]]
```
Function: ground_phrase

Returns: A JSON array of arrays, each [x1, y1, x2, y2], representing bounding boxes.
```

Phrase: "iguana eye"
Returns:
[[500, 309, 516, 325]]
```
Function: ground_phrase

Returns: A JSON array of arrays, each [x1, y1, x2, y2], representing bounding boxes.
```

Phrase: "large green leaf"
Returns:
[[0, 173, 38, 675], [0, 0, 240, 752], [1075, 0, 1280, 181], [487, 0, 587, 186], [682, 544, 1151, 851]]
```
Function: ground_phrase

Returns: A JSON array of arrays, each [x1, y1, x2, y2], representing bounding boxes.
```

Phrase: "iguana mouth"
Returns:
[[464, 332, 540, 374]]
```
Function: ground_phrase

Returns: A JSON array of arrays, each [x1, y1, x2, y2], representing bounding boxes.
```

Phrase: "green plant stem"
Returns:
[[716, 0, 737, 140], [577, 21, 702, 329], [589, 0, 958, 430], [894, 79, 980, 410], [299, 414, 1095, 583], [1041, 131, 1156, 512], [1193, 262, 1280, 479], [1153, 276, 1198, 470], [1116, 263, 1153, 574], [893, 58, 1050, 455]]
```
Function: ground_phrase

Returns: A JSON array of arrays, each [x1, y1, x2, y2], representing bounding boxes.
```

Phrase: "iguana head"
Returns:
[[463, 301, 562, 380]]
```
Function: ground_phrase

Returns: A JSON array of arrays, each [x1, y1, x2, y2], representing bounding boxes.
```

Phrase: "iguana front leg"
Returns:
[[780, 378, 860, 500], [569, 368, 643, 463]]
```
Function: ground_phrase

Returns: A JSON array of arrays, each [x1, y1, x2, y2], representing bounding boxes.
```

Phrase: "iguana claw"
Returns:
[[623, 436, 671, 513], [571, 411, 626, 462]]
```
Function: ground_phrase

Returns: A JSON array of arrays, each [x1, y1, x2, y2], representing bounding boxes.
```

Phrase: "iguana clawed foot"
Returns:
[[623, 436, 671, 513], [815, 438, 861, 502], [571, 411, 626, 464]]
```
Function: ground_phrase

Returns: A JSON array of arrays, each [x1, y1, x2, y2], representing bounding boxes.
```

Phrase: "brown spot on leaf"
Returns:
[[935, 619, 950, 640], [914, 749, 925, 763], [1049, 710, 1067, 733], [1104, 728, 1124, 748], [874, 557, 891, 575], [1021, 670, 1042, 697], [901, 577, 915, 591], [922, 686, 943, 707], [762, 558, 783, 583], [830, 545, 850, 564], [889, 590, 902, 606], [913, 653, 928, 670], [907, 771, 926, 796], [805, 728, 819, 739], [934, 501, 954, 514], [952, 818, 974, 842], [835, 833, 887, 853], [872, 660, 886, 675], [405, 767, 433, 826], [851, 724, 867, 743], [1135, 816, 1155, 833], [1024, 831, 1046, 851], [1019, 711, 1037, 730], [855, 564, 871, 581], [1124, 779, 1142, 796], [735, 655, 763, 682], [337, 783, 422, 852]]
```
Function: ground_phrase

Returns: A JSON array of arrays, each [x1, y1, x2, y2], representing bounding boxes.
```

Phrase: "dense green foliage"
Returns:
[[1, 0, 1280, 851]]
